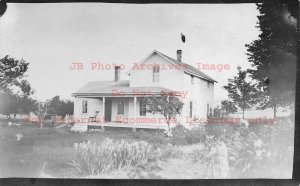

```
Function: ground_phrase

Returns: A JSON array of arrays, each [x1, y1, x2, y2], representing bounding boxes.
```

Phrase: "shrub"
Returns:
[[186, 137, 231, 178], [160, 143, 183, 160], [205, 123, 237, 139], [170, 125, 206, 145], [127, 144, 183, 179], [70, 138, 155, 176]]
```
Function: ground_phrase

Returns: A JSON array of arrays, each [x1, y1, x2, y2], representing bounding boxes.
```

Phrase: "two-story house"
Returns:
[[71, 50, 217, 132]]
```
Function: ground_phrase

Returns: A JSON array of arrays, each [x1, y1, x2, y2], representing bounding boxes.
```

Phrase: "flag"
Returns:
[[181, 33, 186, 43]]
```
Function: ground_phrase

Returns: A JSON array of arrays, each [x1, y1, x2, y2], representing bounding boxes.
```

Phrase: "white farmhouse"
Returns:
[[72, 50, 217, 131]]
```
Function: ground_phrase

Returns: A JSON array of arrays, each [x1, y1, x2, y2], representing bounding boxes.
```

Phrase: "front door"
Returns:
[[105, 100, 112, 122]]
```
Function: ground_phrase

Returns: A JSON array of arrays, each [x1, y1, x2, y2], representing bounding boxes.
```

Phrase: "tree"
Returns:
[[221, 100, 238, 117], [46, 96, 74, 118], [245, 1, 297, 117], [213, 105, 223, 118], [36, 102, 48, 130], [18, 80, 34, 98], [0, 55, 32, 117], [145, 93, 183, 131], [213, 101, 237, 118], [17, 80, 37, 115], [62, 100, 74, 116], [223, 66, 259, 119], [46, 96, 62, 116], [0, 55, 29, 94], [0, 93, 18, 117]]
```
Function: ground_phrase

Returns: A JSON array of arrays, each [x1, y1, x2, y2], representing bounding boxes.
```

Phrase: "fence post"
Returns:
[[214, 141, 230, 178]]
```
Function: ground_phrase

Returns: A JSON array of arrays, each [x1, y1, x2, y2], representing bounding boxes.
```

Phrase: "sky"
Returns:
[[0, 3, 260, 105]]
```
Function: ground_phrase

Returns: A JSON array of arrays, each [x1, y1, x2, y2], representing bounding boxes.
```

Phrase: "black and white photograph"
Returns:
[[0, 1, 297, 179]]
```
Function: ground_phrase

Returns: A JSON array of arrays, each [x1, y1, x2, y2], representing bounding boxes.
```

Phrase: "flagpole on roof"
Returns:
[[180, 32, 186, 61]]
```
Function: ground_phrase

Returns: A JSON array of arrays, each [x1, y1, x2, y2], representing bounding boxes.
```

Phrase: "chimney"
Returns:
[[114, 66, 120, 81], [177, 50, 182, 62]]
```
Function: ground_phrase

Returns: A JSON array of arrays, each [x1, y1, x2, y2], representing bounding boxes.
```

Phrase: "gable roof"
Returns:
[[73, 50, 217, 96], [128, 50, 217, 83], [153, 50, 217, 83], [72, 80, 173, 96], [74, 80, 130, 95]]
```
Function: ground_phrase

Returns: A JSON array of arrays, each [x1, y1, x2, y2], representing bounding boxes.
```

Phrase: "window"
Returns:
[[117, 100, 125, 115], [82, 100, 88, 114], [207, 104, 209, 117], [153, 65, 160, 83], [189, 101, 193, 118], [191, 75, 194, 84], [140, 100, 147, 116]]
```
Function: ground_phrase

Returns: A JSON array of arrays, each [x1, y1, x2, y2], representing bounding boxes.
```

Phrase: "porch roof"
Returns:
[[72, 80, 174, 97]]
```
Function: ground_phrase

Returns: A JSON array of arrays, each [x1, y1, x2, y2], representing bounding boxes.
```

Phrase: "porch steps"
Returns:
[[70, 124, 88, 132]]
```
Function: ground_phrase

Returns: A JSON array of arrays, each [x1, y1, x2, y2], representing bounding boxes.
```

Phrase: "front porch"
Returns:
[[70, 121, 169, 132], [72, 93, 176, 132]]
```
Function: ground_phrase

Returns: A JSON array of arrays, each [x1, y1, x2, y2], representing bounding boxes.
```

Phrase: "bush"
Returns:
[[70, 138, 155, 176], [219, 117, 294, 178], [170, 125, 206, 145], [160, 143, 183, 160], [205, 123, 237, 139]]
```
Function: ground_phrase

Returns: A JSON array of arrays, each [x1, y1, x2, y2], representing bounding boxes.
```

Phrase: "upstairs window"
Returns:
[[117, 100, 125, 115], [140, 100, 147, 116], [82, 100, 88, 114], [191, 75, 194, 84], [189, 101, 193, 118], [153, 65, 160, 83]]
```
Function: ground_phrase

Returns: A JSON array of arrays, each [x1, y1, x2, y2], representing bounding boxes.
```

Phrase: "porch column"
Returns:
[[102, 97, 105, 121], [133, 96, 137, 124], [101, 97, 106, 131]]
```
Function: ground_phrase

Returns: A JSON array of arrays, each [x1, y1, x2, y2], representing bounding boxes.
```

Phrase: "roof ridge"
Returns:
[[154, 50, 217, 83], [88, 80, 130, 83]]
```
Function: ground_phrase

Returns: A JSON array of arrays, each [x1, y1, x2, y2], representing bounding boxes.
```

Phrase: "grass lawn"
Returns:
[[0, 116, 294, 178], [0, 121, 167, 178]]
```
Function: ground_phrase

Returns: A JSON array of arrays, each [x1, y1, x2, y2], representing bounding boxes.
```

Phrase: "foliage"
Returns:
[[70, 138, 187, 177], [0, 91, 37, 117], [35, 102, 48, 121], [185, 136, 231, 178], [206, 123, 236, 139], [46, 96, 74, 117], [0, 93, 18, 116], [223, 66, 259, 118], [225, 130, 265, 176], [0, 56, 37, 116], [245, 1, 297, 116], [0, 55, 29, 94], [213, 100, 238, 118], [204, 125, 264, 177], [160, 143, 183, 160], [170, 125, 206, 145], [70, 139, 157, 176], [17, 80, 37, 115], [145, 93, 183, 130], [17, 96, 38, 115], [18, 80, 34, 98], [204, 116, 294, 178], [221, 100, 237, 116], [213, 106, 222, 118]]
